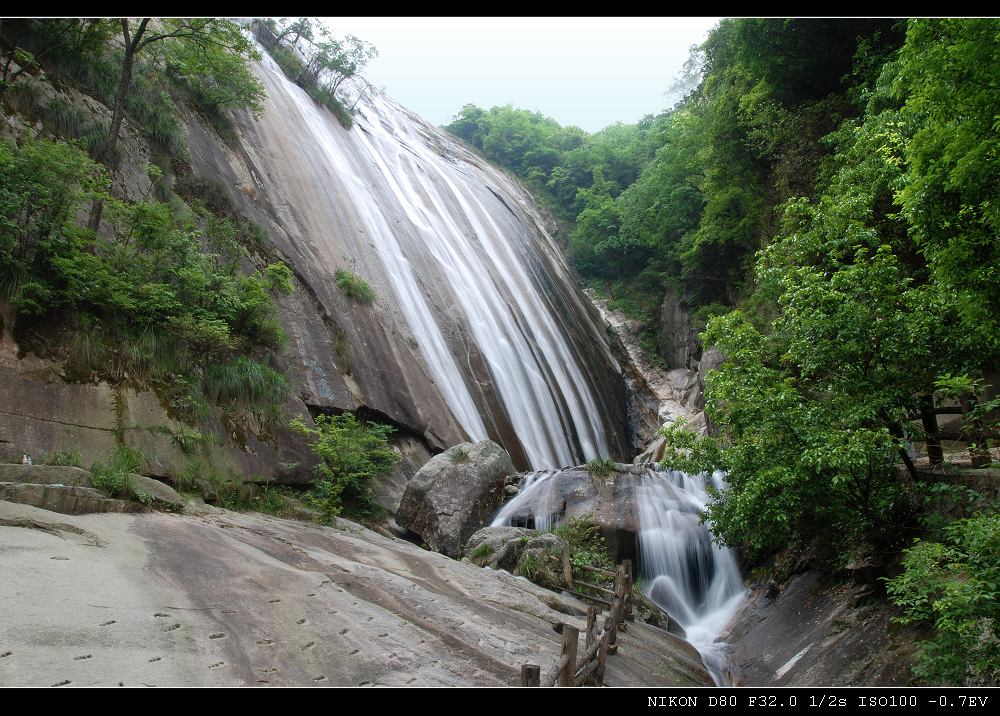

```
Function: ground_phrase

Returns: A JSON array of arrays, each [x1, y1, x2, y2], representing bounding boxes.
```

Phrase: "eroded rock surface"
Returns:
[[0, 499, 711, 687], [725, 570, 919, 686]]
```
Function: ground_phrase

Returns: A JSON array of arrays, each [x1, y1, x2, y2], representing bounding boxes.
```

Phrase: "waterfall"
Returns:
[[490, 466, 745, 684], [247, 48, 619, 469], [637, 469, 745, 685]]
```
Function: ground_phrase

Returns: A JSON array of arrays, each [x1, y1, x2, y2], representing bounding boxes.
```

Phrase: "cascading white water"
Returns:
[[250, 48, 612, 468], [637, 469, 745, 685], [490, 466, 745, 684]]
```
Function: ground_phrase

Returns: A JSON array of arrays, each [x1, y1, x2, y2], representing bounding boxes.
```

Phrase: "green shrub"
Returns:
[[335, 268, 375, 304], [469, 542, 493, 565], [586, 457, 618, 478], [204, 358, 289, 413], [90, 445, 151, 505], [514, 552, 541, 580], [450, 446, 469, 463], [1, 135, 291, 433], [552, 513, 615, 575], [247, 483, 289, 516], [44, 450, 83, 467], [175, 458, 203, 492], [886, 512, 1000, 685], [291, 412, 400, 522]]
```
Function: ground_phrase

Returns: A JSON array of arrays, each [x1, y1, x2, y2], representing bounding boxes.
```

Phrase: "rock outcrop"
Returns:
[[0, 463, 184, 515], [724, 570, 920, 686], [464, 525, 536, 571], [498, 463, 666, 563], [464, 526, 571, 590], [396, 441, 514, 556], [0, 499, 712, 687], [660, 286, 702, 371]]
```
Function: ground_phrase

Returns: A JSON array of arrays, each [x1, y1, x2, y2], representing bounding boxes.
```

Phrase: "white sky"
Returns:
[[317, 17, 720, 133]]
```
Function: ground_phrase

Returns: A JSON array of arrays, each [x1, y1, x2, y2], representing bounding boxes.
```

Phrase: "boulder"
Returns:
[[396, 440, 514, 557], [514, 532, 570, 590], [500, 464, 647, 563], [129, 474, 185, 511], [464, 525, 536, 571]]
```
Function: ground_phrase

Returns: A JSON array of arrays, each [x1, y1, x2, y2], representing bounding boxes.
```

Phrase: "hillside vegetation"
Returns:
[[446, 19, 1000, 685]]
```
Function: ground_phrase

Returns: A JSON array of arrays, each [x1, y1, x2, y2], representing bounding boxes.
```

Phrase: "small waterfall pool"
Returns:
[[491, 466, 746, 685]]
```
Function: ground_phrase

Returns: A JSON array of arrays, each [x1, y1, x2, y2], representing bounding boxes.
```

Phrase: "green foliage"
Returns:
[[585, 457, 618, 478], [0, 135, 290, 430], [164, 30, 265, 119], [264, 262, 295, 295], [90, 445, 152, 505], [43, 450, 83, 467], [552, 513, 614, 575], [334, 268, 375, 304], [245, 483, 291, 517], [169, 424, 205, 456], [886, 512, 1000, 685], [449, 446, 469, 463], [469, 542, 493, 565], [514, 551, 541, 580], [895, 20, 1000, 351], [291, 412, 400, 522], [255, 18, 375, 129]]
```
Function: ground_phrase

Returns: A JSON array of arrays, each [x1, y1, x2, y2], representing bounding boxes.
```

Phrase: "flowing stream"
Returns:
[[491, 467, 745, 684]]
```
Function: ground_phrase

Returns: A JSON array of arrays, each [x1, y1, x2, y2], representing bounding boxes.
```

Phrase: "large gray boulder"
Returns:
[[396, 441, 514, 557], [464, 525, 536, 571]]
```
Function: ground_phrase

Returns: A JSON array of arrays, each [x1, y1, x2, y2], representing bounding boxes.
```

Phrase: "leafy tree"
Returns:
[[291, 413, 400, 521], [895, 19, 1000, 351], [96, 18, 258, 165], [0, 135, 107, 351]]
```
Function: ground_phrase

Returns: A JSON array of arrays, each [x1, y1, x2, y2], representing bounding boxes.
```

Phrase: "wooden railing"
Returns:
[[911, 397, 997, 468], [521, 560, 634, 687]]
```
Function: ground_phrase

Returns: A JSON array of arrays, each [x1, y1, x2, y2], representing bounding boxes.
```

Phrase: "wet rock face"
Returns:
[[396, 441, 515, 557], [660, 287, 703, 372], [725, 570, 920, 686], [498, 464, 661, 563]]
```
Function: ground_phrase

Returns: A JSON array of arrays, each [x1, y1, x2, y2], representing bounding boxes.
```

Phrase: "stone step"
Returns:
[[0, 482, 143, 516], [0, 463, 92, 487]]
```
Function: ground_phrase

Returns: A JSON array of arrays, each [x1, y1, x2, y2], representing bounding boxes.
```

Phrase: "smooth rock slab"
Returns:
[[0, 500, 712, 687]]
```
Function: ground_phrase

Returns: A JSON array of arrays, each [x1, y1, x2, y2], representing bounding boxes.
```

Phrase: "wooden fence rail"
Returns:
[[910, 397, 996, 468], [521, 559, 634, 687]]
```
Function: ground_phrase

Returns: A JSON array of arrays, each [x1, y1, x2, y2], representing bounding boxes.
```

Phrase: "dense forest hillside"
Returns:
[[446, 19, 999, 686]]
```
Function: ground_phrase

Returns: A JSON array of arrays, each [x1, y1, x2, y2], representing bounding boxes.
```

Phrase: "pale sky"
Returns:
[[318, 17, 720, 133]]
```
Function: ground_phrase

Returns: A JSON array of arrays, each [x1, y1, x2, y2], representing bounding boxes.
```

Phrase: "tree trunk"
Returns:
[[0, 299, 18, 357], [89, 19, 148, 232]]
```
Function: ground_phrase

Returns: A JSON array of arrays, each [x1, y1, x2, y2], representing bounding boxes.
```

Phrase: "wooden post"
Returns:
[[595, 631, 610, 685], [921, 395, 944, 465], [584, 606, 596, 652], [561, 545, 573, 588], [623, 559, 634, 621], [558, 625, 579, 687], [521, 664, 540, 687]]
